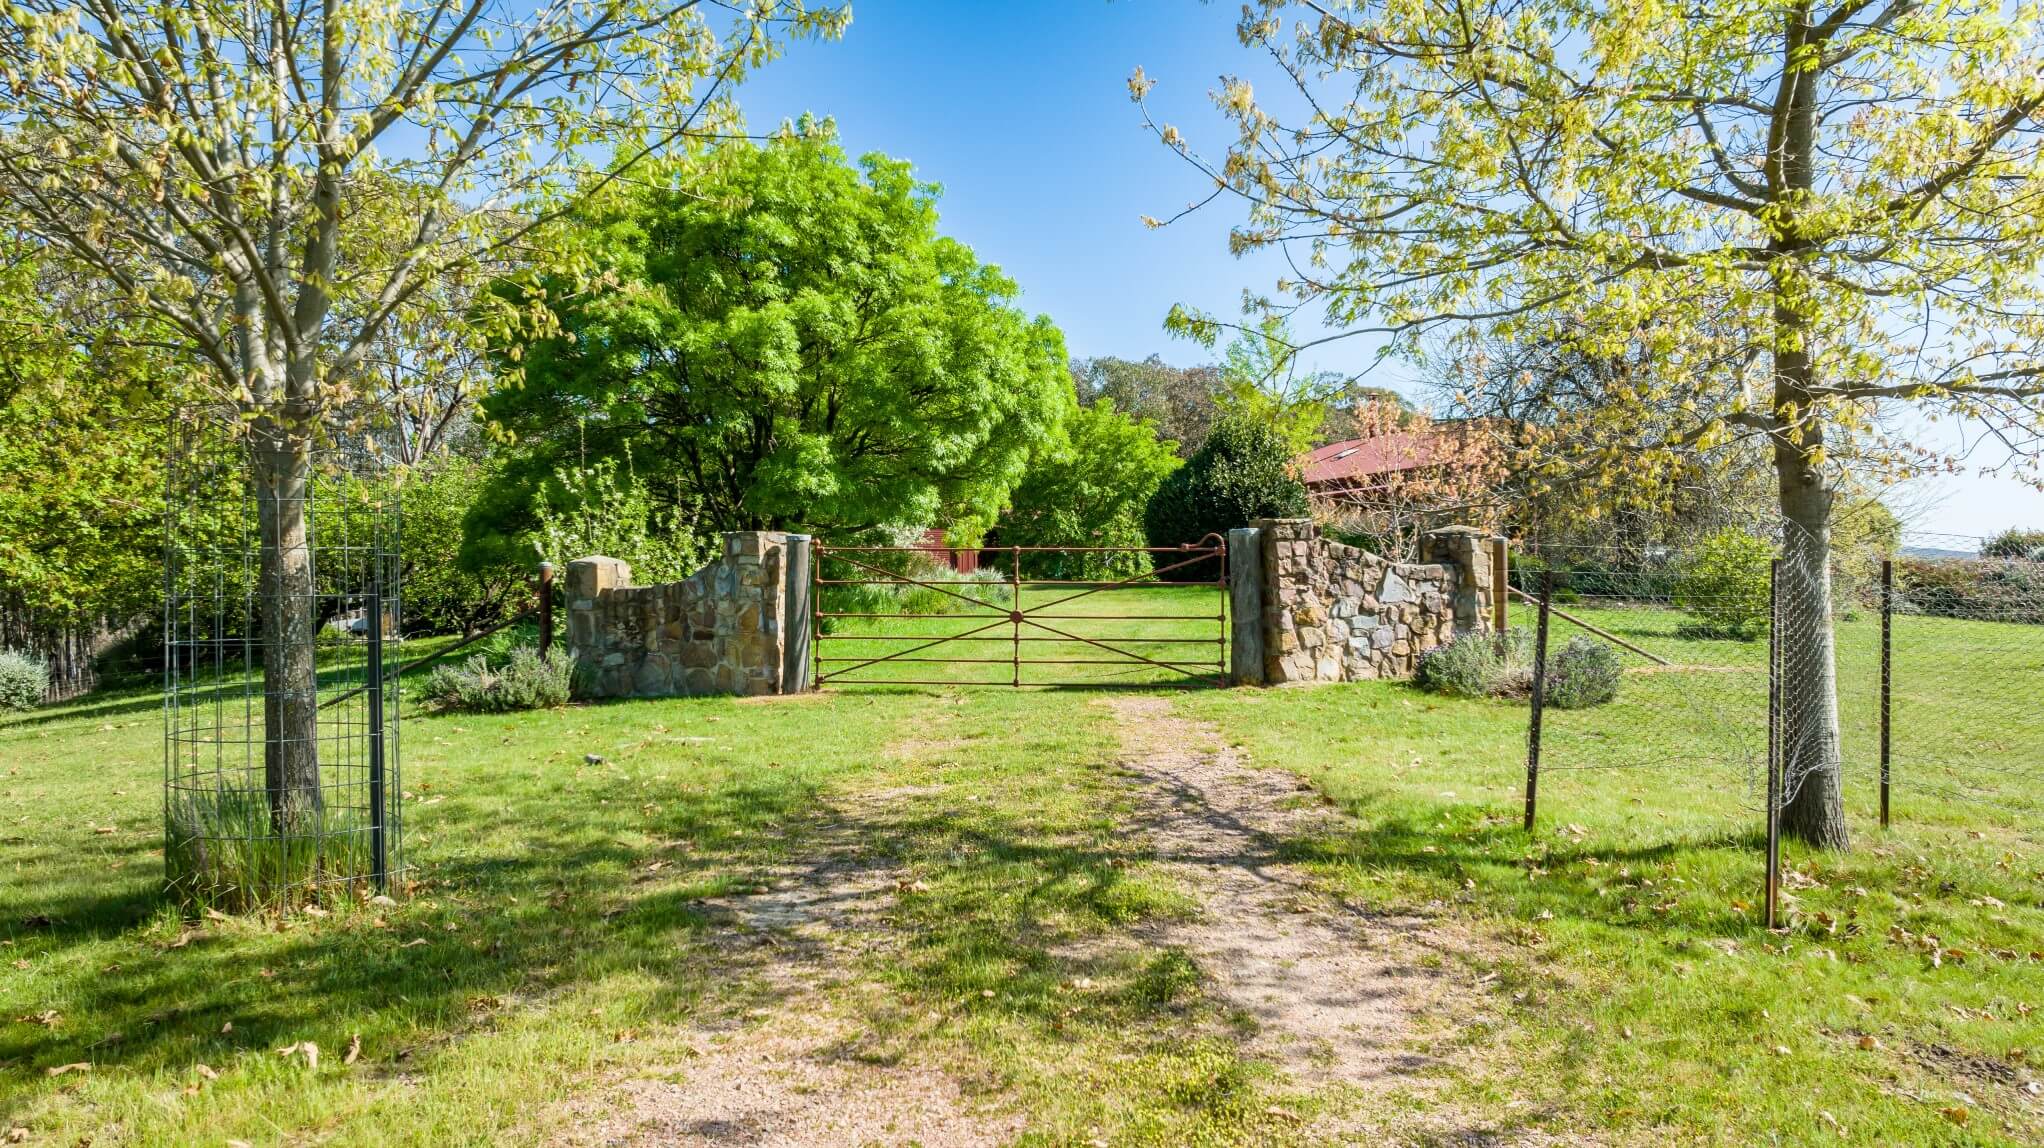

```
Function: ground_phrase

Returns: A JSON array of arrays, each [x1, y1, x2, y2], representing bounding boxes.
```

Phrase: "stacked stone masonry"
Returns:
[[566, 532, 794, 699], [1254, 519, 1494, 685]]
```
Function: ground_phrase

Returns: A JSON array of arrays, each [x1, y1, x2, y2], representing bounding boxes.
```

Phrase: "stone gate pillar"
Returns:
[[1423, 525, 1496, 635]]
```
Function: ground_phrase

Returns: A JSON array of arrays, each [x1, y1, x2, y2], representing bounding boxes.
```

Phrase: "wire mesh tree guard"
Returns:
[[163, 410, 403, 912]]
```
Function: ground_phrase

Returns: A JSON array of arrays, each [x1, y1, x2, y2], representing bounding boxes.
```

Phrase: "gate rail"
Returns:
[[811, 540, 1227, 688]]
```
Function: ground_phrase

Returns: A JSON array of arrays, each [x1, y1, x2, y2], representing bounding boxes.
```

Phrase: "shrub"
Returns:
[[1897, 556, 2044, 623], [421, 646, 573, 712], [1143, 415, 1308, 580], [1422, 629, 1520, 694], [1982, 527, 2044, 562], [0, 648, 47, 711], [1673, 529, 1773, 639], [1544, 637, 1621, 709], [400, 456, 529, 637], [1415, 628, 1619, 708]]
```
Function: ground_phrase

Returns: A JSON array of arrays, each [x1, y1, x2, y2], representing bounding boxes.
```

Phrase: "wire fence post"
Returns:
[[1490, 536, 1510, 634], [1011, 544, 1022, 688], [537, 561, 555, 663], [366, 585, 389, 894], [1880, 556, 1892, 829], [1764, 557, 1782, 931], [1524, 568, 1552, 832]]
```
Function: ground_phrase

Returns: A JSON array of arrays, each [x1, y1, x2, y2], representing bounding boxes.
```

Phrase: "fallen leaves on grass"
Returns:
[[275, 1041, 318, 1071], [1940, 1106, 1968, 1126]]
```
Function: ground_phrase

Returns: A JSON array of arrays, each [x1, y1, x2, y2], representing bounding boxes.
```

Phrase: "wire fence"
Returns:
[[1884, 556, 2044, 823], [164, 410, 404, 913], [1514, 526, 2043, 926]]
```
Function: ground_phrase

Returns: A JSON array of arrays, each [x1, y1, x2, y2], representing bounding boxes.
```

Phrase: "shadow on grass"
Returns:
[[0, 751, 827, 1079], [1268, 785, 1770, 945]]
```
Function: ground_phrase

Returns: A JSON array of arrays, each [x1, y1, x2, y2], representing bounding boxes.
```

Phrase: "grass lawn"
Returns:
[[2, 590, 2039, 1145]]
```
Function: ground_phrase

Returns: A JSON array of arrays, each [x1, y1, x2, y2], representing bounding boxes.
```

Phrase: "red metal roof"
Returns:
[[1299, 431, 1442, 488]]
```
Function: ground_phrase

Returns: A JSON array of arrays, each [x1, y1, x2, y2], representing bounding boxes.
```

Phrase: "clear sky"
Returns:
[[736, 1, 2044, 549]]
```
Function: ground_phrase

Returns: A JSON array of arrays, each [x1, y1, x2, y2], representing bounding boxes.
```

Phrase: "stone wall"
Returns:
[[1249, 519, 1494, 685], [566, 532, 809, 699]]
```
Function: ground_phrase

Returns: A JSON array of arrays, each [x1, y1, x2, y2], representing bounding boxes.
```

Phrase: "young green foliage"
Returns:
[[998, 400, 1183, 579], [471, 126, 1071, 554], [1138, 0, 2044, 847]]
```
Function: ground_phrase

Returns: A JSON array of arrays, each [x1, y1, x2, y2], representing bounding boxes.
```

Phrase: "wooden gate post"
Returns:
[[1227, 526, 1265, 685]]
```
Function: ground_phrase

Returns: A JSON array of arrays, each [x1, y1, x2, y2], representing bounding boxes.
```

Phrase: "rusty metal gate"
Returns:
[[812, 540, 1228, 688]]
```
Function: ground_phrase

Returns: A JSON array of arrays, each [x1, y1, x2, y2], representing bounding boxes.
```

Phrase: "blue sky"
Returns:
[[737, 1, 2044, 547]]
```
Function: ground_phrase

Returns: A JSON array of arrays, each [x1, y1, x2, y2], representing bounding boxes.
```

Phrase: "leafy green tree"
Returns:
[[1144, 415, 1308, 579], [1137, 0, 2044, 848], [394, 457, 531, 638], [0, 0, 840, 827], [0, 249, 167, 692], [1070, 355, 1227, 458], [469, 127, 1071, 561], [997, 400, 1183, 578]]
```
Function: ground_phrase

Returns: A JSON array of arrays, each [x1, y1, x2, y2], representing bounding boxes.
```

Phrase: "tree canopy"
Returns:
[[1144, 414, 1309, 576], [996, 399, 1182, 577], [1137, 0, 2044, 849], [465, 126, 1071, 570], [1071, 355, 1227, 458]]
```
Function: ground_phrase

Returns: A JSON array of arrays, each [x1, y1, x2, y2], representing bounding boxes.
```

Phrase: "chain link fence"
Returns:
[[1513, 525, 2043, 925]]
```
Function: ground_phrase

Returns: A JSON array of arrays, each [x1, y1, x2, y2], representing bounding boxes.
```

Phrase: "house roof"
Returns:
[[1299, 431, 1443, 488]]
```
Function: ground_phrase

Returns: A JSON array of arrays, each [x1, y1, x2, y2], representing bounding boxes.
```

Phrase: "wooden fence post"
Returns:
[[537, 561, 555, 662]]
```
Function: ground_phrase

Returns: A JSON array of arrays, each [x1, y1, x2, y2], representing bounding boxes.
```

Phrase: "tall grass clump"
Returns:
[[421, 646, 572, 712], [0, 647, 48, 711], [165, 787, 373, 913]]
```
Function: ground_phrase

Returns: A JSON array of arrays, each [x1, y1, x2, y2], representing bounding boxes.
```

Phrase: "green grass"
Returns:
[[814, 579, 1229, 688], [1, 594, 2037, 1145], [1180, 599, 2044, 1145], [0, 603, 1301, 1145]]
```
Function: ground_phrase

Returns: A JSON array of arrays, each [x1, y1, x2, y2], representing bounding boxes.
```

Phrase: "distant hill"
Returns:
[[1902, 545, 1977, 560]]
